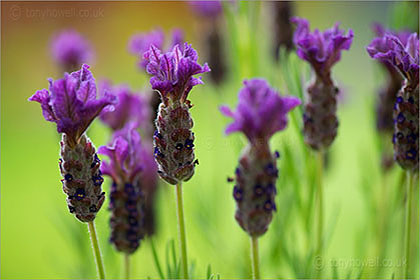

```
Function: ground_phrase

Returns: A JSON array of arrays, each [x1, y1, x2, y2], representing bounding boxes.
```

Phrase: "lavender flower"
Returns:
[[29, 64, 115, 222], [367, 32, 419, 171], [273, 1, 294, 58], [99, 80, 159, 235], [292, 17, 353, 150], [99, 125, 146, 253], [220, 79, 301, 237], [51, 29, 93, 73], [144, 43, 210, 185]]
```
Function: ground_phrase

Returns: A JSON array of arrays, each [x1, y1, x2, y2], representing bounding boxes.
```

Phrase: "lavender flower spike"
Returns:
[[367, 33, 419, 171], [221, 79, 301, 237], [292, 17, 353, 150], [51, 29, 94, 72], [144, 43, 210, 185], [29, 64, 115, 222], [99, 124, 146, 253]]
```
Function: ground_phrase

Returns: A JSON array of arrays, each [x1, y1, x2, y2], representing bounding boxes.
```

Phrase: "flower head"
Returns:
[[220, 79, 301, 143], [189, 1, 222, 18], [99, 81, 151, 132], [51, 29, 93, 71], [367, 32, 419, 86], [129, 29, 185, 70], [29, 64, 116, 146], [144, 43, 210, 104], [292, 17, 353, 81], [99, 123, 143, 185]]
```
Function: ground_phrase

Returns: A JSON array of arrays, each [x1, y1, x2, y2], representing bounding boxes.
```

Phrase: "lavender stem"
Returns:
[[175, 182, 189, 279], [250, 236, 260, 279], [403, 171, 414, 279], [88, 221, 106, 279], [315, 151, 324, 276], [124, 253, 130, 279]]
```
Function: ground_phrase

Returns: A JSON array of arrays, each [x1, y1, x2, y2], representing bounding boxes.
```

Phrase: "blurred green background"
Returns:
[[1, 1, 419, 279]]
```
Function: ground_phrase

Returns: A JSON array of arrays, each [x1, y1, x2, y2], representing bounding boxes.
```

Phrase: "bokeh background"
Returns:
[[1, 1, 419, 279]]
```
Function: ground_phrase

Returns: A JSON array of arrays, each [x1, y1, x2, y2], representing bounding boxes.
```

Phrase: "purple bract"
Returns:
[[144, 43, 210, 104], [29, 64, 116, 146], [220, 79, 301, 143], [292, 17, 353, 82]]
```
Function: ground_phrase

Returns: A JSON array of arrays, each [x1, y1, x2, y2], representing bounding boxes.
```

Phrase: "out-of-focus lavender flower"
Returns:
[[367, 32, 419, 171], [292, 18, 353, 150], [292, 17, 353, 83], [29, 64, 112, 222], [99, 81, 152, 134], [29, 64, 115, 147], [51, 29, 94, 72], [220, 79, 301, 143], [221, 79, 300, 237], [129, 29, 185, 70], [144, 43, 210, 185], [189, 1, 222, 18], [99, 124, 146, 253]]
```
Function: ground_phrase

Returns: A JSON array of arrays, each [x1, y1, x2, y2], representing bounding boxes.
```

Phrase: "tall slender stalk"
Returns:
[[403, 171, 414, 279], [124, 253, 130, 279], [87, 221, 106, 279], [175, 182, 189, 279], [250, 236, 260, 280], [315, 151, 324, 275]]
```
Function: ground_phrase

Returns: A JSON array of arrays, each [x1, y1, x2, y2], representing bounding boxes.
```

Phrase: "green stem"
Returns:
[[124, 253, 130, 279], [315, 151, 324, 275], [150, 238, 165, 279], [88, 221, 106, 279], [250, 236, 260, 280], [175, 182, 189, 279], [403, 171, 414, 279]]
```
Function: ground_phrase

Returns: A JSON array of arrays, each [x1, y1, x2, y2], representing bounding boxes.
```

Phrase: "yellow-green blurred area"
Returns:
[[1, 1, 419, 279]]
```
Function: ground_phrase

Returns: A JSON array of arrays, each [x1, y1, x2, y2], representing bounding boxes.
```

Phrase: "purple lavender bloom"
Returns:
[[292, 18, 353, 150], [29, 64, 116, 147], [29, 64, 112, 222], [367, 33, 419, 86], [367, 32, 419, 171], [144, 43, 210, 104], [292, 17, 353, 82], [99, 124, 146, 253], [220, 79, 301, 143], [51, 29, 94, 72], [221, 79, 300, 237], [145, 43, 210, 185], [99, 81, 151, 133], [189, 1, 222, 18]]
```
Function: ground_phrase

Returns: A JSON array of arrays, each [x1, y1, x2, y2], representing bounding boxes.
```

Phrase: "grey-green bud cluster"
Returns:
[[153, 101, 198, 185], [59, 134, 105, 222]]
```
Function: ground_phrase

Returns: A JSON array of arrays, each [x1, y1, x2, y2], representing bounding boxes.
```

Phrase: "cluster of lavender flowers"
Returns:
[[292, 17, 353, 151], [143, 43, 210, 185], [221, 79, 300, 236], [367, 30, 419, 171], [29, 64, 115, 222]]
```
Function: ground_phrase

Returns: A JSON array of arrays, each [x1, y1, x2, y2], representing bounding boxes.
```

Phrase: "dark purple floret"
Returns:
[[29, 64, 116, 148]]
